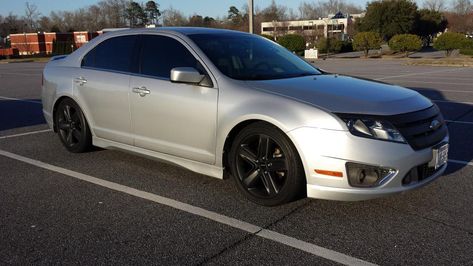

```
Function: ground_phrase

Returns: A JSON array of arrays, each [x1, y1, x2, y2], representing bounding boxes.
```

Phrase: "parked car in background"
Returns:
[[42, 28, 449, 206]]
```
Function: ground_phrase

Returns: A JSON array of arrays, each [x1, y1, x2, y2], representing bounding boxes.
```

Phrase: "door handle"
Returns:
[[132, 86, 150, 97], [74, 77, 87, 86]]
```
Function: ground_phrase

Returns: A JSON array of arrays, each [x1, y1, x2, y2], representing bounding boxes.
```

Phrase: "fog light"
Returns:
[[346, 163, 396, 188]]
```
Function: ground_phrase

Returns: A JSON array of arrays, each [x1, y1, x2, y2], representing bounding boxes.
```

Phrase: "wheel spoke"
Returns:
[[58, 122, 70, 130], [261, 172, 279, 195], [63, 105, 72, 121], [72, 129, 81, 141], [267, 158, 287, 172], [243, 169, 260, 187], [257, 135, 270, 160], [66, 130, 73, 144], [239, 145, 258, 165]]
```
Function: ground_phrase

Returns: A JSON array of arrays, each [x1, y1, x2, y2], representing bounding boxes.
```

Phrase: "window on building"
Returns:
[[289, 26, 303, 31], [262, 27, 275, 31]]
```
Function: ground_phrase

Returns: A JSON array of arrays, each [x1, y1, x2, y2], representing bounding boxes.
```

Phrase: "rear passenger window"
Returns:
[[140, 35, 199, 79], [81, 35, 137, 72]]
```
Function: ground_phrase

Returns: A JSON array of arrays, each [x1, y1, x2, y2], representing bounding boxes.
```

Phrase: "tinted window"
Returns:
[[81, 35, 137, 72], [189, 33, 321, 80], [140, 35, 199, 79]]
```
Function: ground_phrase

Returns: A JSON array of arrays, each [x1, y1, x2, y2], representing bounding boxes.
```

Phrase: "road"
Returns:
[[0, 60, 472, 265]]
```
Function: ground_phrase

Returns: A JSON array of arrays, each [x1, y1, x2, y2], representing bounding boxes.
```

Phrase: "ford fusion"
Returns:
[[42, 28, 449, 206]]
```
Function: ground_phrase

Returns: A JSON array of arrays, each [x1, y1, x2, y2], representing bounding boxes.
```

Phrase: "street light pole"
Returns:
[[248, 0, 254, 34]]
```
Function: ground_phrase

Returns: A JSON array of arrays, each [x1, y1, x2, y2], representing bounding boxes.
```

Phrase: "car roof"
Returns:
[[110, 27, 252, 37]]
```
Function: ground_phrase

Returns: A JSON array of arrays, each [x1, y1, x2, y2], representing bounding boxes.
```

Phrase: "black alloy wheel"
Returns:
[[55, 98, 92, 153], [229, 122, 305, 206]]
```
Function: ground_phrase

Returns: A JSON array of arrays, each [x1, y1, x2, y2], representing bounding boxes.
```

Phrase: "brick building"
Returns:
[[9, 31, 100, 55]]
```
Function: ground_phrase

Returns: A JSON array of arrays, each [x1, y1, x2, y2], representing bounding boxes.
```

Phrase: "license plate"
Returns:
[[431, 143, 449, 170]]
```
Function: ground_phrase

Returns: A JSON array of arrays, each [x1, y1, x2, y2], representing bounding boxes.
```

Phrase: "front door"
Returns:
[[130, 34, 218, 164]]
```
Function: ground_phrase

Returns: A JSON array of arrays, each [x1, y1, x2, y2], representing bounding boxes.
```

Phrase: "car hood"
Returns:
[[246, 74, 433, 115]]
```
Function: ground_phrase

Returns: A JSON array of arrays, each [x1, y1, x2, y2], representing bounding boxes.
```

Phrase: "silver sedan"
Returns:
[[42, 28, 449, 206]]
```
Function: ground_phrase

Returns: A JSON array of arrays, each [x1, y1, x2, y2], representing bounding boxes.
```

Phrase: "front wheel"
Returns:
[[229, 122, 305, 206], [55, 98, 92, 153]]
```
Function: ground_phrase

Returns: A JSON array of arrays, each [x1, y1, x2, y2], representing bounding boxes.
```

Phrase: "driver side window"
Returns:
[[139, 35, 203, 79]]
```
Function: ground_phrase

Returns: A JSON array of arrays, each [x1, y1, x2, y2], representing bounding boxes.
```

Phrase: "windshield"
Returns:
[[188, 33, 321, 80]]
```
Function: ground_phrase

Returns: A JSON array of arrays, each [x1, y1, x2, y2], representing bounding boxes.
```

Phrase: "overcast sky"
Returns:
[[1, 0, 371, 18]]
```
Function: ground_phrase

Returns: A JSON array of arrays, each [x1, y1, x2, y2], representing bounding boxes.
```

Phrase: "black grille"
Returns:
[[386, 105, 448, 150], [402, 163, 439, 186]]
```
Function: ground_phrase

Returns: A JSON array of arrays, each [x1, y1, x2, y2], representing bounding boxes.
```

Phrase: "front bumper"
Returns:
[[287, 127, 449, 201]]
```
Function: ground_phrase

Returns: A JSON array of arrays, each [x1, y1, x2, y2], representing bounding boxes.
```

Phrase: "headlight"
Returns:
[[342, 118, 406, 143]]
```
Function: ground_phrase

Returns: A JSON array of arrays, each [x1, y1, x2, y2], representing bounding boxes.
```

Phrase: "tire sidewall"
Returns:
[[55, 98, 92, 153], [229, 122, 305, 206]]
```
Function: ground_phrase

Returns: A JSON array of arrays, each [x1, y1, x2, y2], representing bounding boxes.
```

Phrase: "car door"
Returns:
[[130, 34, 218, 164], [75, 35, 138, 145]]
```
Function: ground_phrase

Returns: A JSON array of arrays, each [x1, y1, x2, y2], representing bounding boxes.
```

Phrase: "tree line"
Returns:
[[0, 0, 472, 41]]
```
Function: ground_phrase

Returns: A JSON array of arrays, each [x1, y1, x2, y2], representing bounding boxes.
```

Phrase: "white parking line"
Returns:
[[0, 149, 376, 266], [449, 159, 473, 167], [0, 129, 52, 140], [385, 80, 473, 87], [376, 68, 466, 80], [0, 95, 42, 104]]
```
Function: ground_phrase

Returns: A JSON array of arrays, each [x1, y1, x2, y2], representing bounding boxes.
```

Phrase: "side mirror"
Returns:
[[170, 67, 205, 85]]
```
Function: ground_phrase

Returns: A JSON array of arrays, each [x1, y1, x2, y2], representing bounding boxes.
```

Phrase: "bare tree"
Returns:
[[452, 0, 472, 14], [25, 2, 41, 31], [423, 0, 446, 11], [299, 2, 323, 20], [162, 7, 188, 26], [299, 0, 362, 20]]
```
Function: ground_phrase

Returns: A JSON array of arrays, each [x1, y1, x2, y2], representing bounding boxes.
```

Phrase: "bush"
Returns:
[[340, 41, 353, 53], [388, 34, 422, 56], [460, 49, 473, 56], [277, 34, 305, 53], [461, 39, 473, 56], [352, 32, 383, 58], [316, 37, 343, 54], [433, 32, 468, 56]]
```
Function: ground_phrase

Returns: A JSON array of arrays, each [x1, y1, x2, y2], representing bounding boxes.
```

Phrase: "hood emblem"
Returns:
[[429, 120, 441, 130]]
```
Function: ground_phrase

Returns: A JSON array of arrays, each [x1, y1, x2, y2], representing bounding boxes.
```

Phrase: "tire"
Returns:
[[54, 98, 92, 153], [229, 122, 305, 206]]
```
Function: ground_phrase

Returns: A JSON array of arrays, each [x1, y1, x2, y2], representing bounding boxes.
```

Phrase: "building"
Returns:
[[261, 12, 365, 41], [9, 31, 99, 55]]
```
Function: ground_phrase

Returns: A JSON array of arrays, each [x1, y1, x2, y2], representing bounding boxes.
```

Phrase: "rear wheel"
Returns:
[[55, 98, 92, 153], [229, 122, 305, 206]]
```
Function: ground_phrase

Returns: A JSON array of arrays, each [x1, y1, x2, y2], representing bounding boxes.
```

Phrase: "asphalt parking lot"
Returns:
[[1, 60, 472, 265]]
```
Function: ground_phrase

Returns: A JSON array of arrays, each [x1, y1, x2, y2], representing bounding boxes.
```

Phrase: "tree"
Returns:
[[317, 37, 343, 54], [352, 32, 382, 58], [433, 32, 468, 56], [25, 2, 41, 31], [388, 34, 422, 56], [422, 0, 446, 11], [358, 0, 418, 41], [125, 1, 146, 27], [452, 0, 472, 15], [261, 0, 287, 22], [228, 6, 243, 25], [145, 1, 160, 25], [415, 9, 447, 46], [299, 0, 362, 20], [163, 7, 187, 26], [443, 11, 473, 33], [277, 34, 305, 53], [188, 15, 204, 27]]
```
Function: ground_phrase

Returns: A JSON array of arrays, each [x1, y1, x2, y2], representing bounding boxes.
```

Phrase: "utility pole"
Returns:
[[248, 0, 254, 34]]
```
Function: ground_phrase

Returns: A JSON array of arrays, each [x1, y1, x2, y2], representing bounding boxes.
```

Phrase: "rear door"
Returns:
[[130, 34, 218, 164], [75, 35, 139, 145]]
